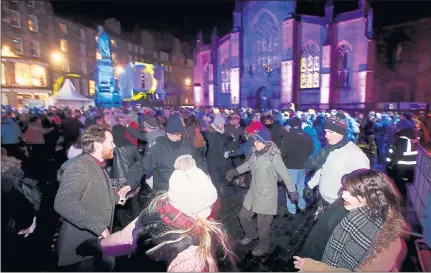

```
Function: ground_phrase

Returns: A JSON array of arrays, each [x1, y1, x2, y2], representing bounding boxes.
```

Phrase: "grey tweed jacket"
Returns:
[[54, 153, 119, 266]]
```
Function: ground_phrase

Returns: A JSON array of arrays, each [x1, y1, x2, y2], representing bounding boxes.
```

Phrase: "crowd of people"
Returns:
[[1, 103, 430, 272]]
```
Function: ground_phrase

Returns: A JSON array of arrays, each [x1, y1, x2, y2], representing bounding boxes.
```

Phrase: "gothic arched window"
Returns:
[[300, 43, 320, 89], [221, 60, 230, 93], [336, 44, 351, 88], [252, 12, 280, 71]]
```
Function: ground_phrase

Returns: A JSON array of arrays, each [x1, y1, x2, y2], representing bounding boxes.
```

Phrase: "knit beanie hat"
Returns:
[[324, 113, 348, 135], [166, 115, 185, 134], [168, 155, 218, 216], [143, 117, 158, 130], [290, 117, 302, 128], [245, 120, 264, 135], [254, 127, 272, 145], [213, 114, 226, 127]]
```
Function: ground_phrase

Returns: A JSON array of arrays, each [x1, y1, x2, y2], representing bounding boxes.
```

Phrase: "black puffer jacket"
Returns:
[[112, 145, 141, 180], [111, 125, 141, 185], [127, 136, 207, 192]]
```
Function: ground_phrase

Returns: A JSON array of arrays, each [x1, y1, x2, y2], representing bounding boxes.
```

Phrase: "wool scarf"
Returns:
[[305, 136, 349, 170], [321, 206, 383, 271]]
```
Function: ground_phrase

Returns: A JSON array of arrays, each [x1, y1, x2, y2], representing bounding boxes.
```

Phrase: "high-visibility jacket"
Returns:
[[386, 135, 419, 170]]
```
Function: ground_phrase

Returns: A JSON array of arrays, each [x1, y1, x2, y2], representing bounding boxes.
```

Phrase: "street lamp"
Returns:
[[184, 78, 191, 86], [115, 65, 124, 74], [51, 52, 63, 64]]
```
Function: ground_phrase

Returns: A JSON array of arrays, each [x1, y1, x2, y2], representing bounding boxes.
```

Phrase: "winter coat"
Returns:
[[282, 128, 314, 169], [224, 123, 245, 151], [236, 144, 295, 215], [301, 237, 406, 272], [54, 154, 119, 266], [203, 125, 231, 168], [127, 136, 207, 192], [112, 145, 141, 182], [24, 123, 52, 144], [229, 137, 254, 157], [265, 122, 286, 149], [1, 117, 22, 144], [303, 125, 321, 156]]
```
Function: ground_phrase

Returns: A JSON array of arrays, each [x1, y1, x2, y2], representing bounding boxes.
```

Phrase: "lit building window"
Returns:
[[12, 37, 23, 54], [337, 44, 351, 88], [112, 52, 117, 63], [128, 55, 132, 62], [28, 14, 38, 32], [30, 40, 40, 57], [89, 80, 95, 96], [252, 12, 280, 71], [30, 65, 46, 86], [300, 43, 320, 89], [2, 62, 6, 85], [14, 63, 46, 87], [60, 39, 68, 53], [134, 45, 138, 53], [111, 39, 117, 48], [221, 60, 230, 93], [128, 43, 132, 51], [59, 23, 67, 34], [96, 51, 101, 60]]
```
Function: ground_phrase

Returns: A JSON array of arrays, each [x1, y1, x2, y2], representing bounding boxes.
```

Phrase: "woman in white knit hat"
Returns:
[[76, 155, 235, 272]]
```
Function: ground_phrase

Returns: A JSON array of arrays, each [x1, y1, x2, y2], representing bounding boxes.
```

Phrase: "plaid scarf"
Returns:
[[321, 206, 383, 270], [157, 200, 196, 230], [305, 137, 349, 170]]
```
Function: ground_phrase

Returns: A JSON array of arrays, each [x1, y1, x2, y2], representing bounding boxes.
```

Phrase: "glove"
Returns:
[[289, 191, 299, 203], [76, 238, 102, 257], [303, 184, 313, 200], [225, 169, 239, 182], [224, 151, 231, 159]]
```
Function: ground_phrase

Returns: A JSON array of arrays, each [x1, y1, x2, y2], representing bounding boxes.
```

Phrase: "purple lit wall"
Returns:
[[193, 0, 375, 108]]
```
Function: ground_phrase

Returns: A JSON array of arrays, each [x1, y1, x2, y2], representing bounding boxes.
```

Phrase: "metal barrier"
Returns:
[[408, 144, 431, 271]]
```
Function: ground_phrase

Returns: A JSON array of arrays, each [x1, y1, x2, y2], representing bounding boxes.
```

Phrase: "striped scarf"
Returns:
[[321, 206, 383, 270]]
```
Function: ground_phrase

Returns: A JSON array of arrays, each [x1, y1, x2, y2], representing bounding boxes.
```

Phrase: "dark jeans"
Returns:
[[59, 256, 115, 272], [239, 206, 273, 252]]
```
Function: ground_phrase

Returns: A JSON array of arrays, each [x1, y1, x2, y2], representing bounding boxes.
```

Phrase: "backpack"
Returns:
[[13, 178, 41, 211]]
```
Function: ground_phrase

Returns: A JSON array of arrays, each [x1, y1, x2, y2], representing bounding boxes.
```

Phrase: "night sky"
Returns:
[[51, 0, 431, 42]]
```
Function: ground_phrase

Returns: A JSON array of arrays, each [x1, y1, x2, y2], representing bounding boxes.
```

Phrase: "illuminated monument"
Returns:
[[193, 0, 374, 109], [94, 26, 122, 107], [119, 62, 166, 103]]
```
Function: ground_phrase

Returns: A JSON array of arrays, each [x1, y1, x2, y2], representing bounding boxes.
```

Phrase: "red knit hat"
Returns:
[[245, 120, 264, 135]]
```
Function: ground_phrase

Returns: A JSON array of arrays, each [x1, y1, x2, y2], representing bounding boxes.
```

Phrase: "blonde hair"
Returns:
[[145, 193, 235, 272]]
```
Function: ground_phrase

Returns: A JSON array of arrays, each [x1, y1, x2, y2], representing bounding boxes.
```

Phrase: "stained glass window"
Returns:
[[300, 43, 320, 89], [252, 12, 281, 70], [221, 60, 230, 93]]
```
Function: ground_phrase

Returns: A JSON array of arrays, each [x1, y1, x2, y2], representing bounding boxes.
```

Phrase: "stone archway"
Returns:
[[255, 86, 271, 109]]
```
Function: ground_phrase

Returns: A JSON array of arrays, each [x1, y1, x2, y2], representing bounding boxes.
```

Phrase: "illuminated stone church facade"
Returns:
[[193, 0, 375, 108]]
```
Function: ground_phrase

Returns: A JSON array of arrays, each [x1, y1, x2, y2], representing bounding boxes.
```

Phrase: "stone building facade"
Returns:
[[1, 0, 194, 107], [193, 0, 375, 109]]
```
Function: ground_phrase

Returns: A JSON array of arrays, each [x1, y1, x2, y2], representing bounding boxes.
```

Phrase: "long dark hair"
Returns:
[[341, 169, 403, 221]]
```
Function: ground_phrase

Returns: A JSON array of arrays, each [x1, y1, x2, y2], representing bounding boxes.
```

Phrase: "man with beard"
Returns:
[[54, 124, 131, 271]]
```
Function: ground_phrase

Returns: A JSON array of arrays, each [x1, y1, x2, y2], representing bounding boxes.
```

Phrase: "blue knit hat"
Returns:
[[166, 115, 185, 134], [254, 127, 272, 145]]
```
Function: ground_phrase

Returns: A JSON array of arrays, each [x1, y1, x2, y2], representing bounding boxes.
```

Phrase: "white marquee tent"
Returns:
[[47, 79, 94, 108]]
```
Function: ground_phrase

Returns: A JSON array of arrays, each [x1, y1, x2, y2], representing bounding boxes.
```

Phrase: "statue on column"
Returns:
[[97, 26, 111, 60]]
